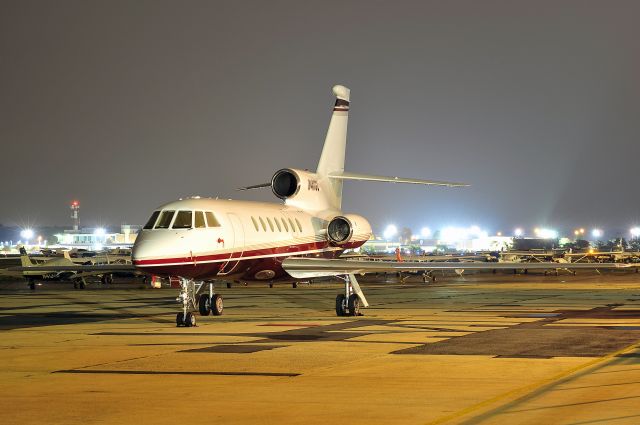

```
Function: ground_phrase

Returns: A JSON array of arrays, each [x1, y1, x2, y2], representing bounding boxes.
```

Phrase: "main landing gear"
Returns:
[[335, 274, 369, 317], [175, 279, 224, 327], [73, 278, 86, 290], [101, 273, 113, 285]]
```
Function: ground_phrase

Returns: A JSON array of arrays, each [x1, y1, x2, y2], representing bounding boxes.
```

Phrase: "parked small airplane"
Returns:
[[9, 247, 116, 289], [10, 85, 632, 326]]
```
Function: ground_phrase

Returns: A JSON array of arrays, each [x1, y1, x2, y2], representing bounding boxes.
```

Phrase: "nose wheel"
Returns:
[[176, 311, 196, 327]]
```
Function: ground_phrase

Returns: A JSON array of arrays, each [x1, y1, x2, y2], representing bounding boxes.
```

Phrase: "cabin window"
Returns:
[[288, 218, 296, 232], [259, 217, 267, 232], [155, 210, 175, 229], [251, 216, 259, 231], [281, 217, 289, 232], [273, 217, 281, 232], [172, 210, 193, 229], [295, 218, 303, 232], [205, 212, 220, 227], [266, 217, 274, 232], [194, 211, 206, 228], [143, 211, 160, 229]]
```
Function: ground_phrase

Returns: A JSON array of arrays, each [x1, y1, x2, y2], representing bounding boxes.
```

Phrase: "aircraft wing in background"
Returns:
[[8, 264, 137, 273], [282, 257, 632, 278]]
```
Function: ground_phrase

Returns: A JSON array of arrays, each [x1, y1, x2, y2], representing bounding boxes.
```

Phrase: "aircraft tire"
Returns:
[[348, 294, 360, 317], [335, 294, 346, 317], [211, 294, 224, 316], [198, 295, 211, 316], [292, 282, 298, 289], [184, 312, 196, 327], [176, 312, 184, 327], [28, 280, 35, 291]]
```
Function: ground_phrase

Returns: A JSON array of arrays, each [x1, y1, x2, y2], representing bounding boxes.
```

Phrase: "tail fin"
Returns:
[[19, 247, 33, 267], [317, 85, 350, 209]]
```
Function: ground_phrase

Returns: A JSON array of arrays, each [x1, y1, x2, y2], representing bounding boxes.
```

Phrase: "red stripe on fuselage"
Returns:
[[133, 239, 365, 267]]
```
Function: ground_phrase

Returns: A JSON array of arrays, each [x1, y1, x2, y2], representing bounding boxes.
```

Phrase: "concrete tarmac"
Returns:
[[2, 273, 640, 424]]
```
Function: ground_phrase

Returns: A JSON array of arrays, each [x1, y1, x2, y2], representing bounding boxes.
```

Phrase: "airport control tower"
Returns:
[[70, 200, 80, 231]]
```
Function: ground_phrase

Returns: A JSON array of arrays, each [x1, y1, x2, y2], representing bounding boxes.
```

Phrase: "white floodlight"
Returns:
[[20, 229, 34, 240], [514, 228, 523, 237], [538, 228, 558, 239], [421, 227, 432, 238], [591, 229, 603, 239], [94, 228, 106, 236], [631, 227, 640, 238], [383, 224, 398, 240]]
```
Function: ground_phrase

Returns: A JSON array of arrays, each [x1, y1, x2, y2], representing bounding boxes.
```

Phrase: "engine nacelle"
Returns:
[[327, 214, 372, 247], [271, 168, 320, 200]]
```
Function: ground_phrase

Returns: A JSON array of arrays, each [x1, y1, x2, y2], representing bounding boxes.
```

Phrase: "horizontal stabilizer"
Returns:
[[237, 182, 271, 191], [328, 172, 469, 187]]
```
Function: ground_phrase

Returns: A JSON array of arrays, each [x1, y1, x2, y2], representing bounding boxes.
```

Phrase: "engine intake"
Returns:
[[271, 169, 300, 200], [327, 216, 353, 245]]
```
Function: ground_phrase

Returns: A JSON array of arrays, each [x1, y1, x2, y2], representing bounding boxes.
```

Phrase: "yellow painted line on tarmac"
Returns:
[[425, 342, 640, 425]]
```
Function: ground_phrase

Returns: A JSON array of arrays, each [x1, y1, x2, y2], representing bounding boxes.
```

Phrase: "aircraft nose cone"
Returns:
[[132, 233, 154, 264]]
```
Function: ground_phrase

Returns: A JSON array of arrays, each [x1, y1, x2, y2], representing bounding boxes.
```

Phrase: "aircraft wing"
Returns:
[[0, 268, 25, 277], [328, 172, 469, 187], [8, 264, 137, 273], [282, 257, 632, 278]]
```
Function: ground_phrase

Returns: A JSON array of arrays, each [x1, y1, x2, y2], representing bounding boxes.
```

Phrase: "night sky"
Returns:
[[2, 1, 639, 235]]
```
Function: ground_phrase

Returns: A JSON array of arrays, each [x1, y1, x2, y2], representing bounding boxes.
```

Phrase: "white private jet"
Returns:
[[11, 85, 632, 326]]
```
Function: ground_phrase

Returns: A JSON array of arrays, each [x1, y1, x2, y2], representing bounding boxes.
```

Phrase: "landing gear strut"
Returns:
[[335, 274, 369, 317], [73, 278, 86, 290], [177, 280, 224, 327]]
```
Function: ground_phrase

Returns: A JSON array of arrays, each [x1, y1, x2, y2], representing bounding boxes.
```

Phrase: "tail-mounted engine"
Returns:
[[327, 216, 353, 244], [271, 168, 303, 200], [326, 214, 372, 247], [270, 168, 328, 211]]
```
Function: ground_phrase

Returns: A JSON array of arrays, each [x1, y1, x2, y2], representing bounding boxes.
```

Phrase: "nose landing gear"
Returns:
[[176, 279, 224, 327]]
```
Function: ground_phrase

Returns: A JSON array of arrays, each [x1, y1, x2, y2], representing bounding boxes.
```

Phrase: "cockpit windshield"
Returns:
[[155, 210, 175, 229], [143, 211, 160, 229], [172, 211, 193, 229]]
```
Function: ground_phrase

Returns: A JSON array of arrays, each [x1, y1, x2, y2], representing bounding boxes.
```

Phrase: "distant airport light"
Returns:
[[537, 228, 558, 239], [440, 226, 488, 242], [383, 224, 398, 240], [20, 229, 34, 240], [497, 232, 502, 236], [591, 229, 603, 239], [420, 227, 432, 238], [574, 230, 580, 236], [631, 227, 640, 238], [579, 228, 585, 234], [441, 226, 466, 242], [514, 228, 523, 237], [94, 228, 106, 236]]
